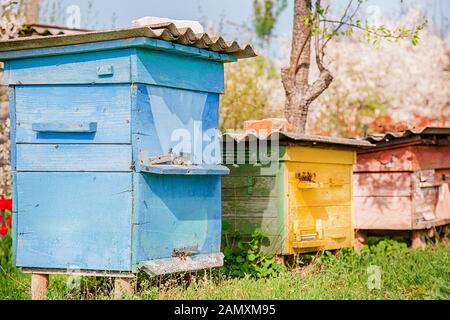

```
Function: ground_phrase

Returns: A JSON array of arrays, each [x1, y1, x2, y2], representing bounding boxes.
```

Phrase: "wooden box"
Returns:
[[222, 131, 371, 255], [0, 26, 255, 276], [353, 127, 450, 247]]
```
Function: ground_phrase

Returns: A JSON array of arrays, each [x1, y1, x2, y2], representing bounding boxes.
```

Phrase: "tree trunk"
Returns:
[[283, 0, 312, 134], [25, 0, 40, 24], [282, 0, 333, 134]]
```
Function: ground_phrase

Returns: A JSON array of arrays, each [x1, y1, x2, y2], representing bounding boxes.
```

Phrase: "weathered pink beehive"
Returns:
[[353, 127, 450, 248]]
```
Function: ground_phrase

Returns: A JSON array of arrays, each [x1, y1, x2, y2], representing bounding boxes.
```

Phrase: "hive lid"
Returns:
[[0, 23, 257, 59], [222, 132, 373, 149], [365, 126, 450, 143]]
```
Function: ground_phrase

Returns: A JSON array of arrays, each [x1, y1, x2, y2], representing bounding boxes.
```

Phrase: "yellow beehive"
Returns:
[[222, 127, 371, 255]]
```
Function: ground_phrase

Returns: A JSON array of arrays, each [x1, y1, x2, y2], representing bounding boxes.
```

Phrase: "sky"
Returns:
[[40, 0, 450, 42]]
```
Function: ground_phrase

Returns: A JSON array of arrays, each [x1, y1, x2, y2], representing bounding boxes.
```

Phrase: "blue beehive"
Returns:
[[0, 24, 255, 276]]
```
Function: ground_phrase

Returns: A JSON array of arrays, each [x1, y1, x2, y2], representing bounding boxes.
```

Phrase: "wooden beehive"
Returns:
[[0, 25, 256, 285], [353, 127, 450, 248], [222, 128, 371, 255]]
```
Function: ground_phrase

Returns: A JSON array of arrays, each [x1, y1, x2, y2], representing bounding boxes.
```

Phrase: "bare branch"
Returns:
[[314, 0, 325, 71], [322, 0, 355, 49], [306, 69, 334, 104]]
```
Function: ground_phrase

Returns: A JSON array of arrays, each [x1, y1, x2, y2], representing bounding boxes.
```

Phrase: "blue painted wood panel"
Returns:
[[11, 173, 18, 265], [4, 49, 132, 85], [132, 48, 225, 93], [132, 84, 221, 168], [132, 173, 222, 265], [16, 144, 132, 172], [15, 172, 133, 271], [4, 44, 225, 93], [8, 87, 16, 170], [15, 85, 131, 144], [139, 164, 230, 175]]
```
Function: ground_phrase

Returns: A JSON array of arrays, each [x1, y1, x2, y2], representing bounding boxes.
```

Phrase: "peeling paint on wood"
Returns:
[[354, 141, 450, 232]]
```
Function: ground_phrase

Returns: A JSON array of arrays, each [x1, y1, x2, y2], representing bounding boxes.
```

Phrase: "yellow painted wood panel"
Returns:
[[283, 147, 356, 165], [287, 206, 354, 254], [284, 149, 355, 253], [286, 162, 352, 207]]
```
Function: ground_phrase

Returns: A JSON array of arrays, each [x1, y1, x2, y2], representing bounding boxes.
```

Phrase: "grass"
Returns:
[[1, 234, 449, 300]]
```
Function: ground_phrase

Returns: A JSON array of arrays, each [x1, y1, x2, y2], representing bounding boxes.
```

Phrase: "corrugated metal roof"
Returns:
[[0, 23, 257, 59], [366, 127, 450, 143], [222, 132, 373, 148], [19, 24, 90, 37]]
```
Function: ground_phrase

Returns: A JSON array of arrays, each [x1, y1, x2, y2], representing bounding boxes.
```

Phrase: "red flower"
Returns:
[[6, 217, 12, 229], [0, 224, 8, 236]]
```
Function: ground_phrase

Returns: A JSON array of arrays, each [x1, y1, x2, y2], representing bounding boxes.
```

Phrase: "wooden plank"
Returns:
[[283, 147, 356, 165], [287, 206, 354, 254], [139, 164, 229, 175], [353, 172, 412, 197], [16, 172, 133, 271], [5, 49, 132, 85], [412, 185, 438, 227], [286, 162, 352, 207], [139, 253, 224, 276], [222, 198, 279, 218], [16, 144, 132, 172], [15, 85, 131, 144], [114, 278, 133, 299], [221, 163, 286, 254], [11, 173, 18, 265], [132, 173, 222, 265], [31, 274, 48, 300], [353, 196, 412, 230], [31, 122, 98, 133], [132, 84, 221, 166], [355, 147, 414, 172], [9, 87, 16, 170], [22, 268, 135, 278], [226, 163, 279, 177], [222, 176, 277, 197], [133, 48, 224, 93], [412, 145, 450, 171]]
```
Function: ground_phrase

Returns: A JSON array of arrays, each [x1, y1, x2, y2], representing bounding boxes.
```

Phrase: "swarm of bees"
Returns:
[[296, 172, 317, 183], [172, 248, 197, 261]]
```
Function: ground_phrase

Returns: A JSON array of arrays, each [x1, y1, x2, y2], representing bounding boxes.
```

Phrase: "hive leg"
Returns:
[[443, 225, 450, 239], [113, 277, 133, 300], [275, 255, 285, 266], [354, 230, 367, 253], [31, 273, 49, 300], [411, 230, 426, 250]]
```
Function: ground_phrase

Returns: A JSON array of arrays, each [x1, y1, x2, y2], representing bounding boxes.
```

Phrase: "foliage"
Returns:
[[1, 234, 449, 300], [220, 55, 283, 131], [222, 228, 286, 278], [253, 0, 287, 43], [255, 0, 427, 133], [308, 11, 450, 137], [0, 0, 25, 40]]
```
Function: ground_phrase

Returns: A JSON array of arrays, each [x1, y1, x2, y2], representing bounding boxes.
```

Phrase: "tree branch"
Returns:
[[322, 0, 355, 50], [320, 19, 413, 40], [314, 0, 325, 72], [306, 69, 333, 104]]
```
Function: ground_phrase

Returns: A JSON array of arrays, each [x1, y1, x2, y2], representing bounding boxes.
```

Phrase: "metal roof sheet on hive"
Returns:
[[222, 132, 373, 149], [366, 127, 450, 144], [18, 24, 91, 37], [0, 22, 257, 59]]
